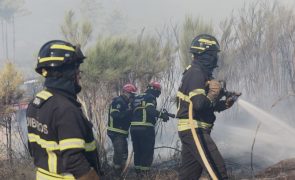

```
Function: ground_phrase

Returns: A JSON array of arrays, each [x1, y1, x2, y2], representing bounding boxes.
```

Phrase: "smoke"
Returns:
[[212, 98, 295, 170]]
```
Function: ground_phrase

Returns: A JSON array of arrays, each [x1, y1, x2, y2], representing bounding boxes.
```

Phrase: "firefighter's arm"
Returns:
[[213, 100, 227, 112], [145, 97, 160, 118], [188, 72, 212, 112], [144, 96, 169, 121], [55, 107, 98, 179]]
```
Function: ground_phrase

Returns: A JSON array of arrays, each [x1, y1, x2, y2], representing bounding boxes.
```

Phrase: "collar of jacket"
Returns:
[[46, 88, 81, 107], [191, 59, 213, 79], [120, 94, 129, 104]]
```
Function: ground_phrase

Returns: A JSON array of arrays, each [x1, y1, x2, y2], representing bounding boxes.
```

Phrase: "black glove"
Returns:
[[160, 113, 169, 122], [225, 96, 235, 108], [225, 92, 241, 108]]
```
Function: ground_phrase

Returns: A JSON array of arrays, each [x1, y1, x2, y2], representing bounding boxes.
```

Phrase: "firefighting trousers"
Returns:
[[108, 132, 128, 170], [178, 129, 228, 180], [130, 126, 155, 171]]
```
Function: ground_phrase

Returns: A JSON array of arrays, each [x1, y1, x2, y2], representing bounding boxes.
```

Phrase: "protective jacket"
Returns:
[[176, 61, 227, 131], [131, 93, 161, 127], [107, 95, 131, 135], [130, 92, 161, 173], [27, 88, 99, 179]]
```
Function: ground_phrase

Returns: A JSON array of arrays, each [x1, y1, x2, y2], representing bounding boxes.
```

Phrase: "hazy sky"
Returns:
[[1, 0, 294, 77]]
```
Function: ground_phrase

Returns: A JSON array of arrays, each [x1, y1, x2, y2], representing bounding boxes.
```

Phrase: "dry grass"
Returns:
[[0, 159, 35, 180]]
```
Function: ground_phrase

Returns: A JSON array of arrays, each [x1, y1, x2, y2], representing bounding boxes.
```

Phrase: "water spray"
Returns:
[[237, 99, 295, 136]]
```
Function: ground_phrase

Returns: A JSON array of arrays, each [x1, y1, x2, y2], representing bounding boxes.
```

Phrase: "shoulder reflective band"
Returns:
[[198, 38, 217, 45], [38, 57, 64, 63], [84, 140, 97, 152], [189, 88, 206, 99], [177, 91, 190, 103], [59, 138, 85, 151], [36, 90, 53, 100], [110, 109, 120, 113], [145, 103, 155, 107], [177, 89, 205, 103], [185, 65, 191, 70], [60, 139, 96, 152], [50, 44, 75, 51]]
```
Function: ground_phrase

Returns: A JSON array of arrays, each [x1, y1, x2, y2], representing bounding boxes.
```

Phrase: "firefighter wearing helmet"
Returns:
[[107, 83, 137, 177], [176, 34, 238, 179], [130, 81, 169, 177], [26, 40, 101, 180]]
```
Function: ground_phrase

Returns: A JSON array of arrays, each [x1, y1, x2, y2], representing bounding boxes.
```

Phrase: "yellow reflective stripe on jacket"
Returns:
[[29, 133, 96, 151], [37, 168, 75, 180], [36, 90, 53, 100], [28, 133, 59, 151], [107, 127, 128, 135], [131, 101, 155, 127], [185, 65, 191, 71], [38, 57, 65, 63], [145, 103, 154, 107], [189, 88, 206, 99], [109, 106, 127, 134], [60, 139, 96, 151], [177, 89, 206, 103], [59, 138, 85, 151], [85, 140, 97, 152], [130, 122, 154, 127], [178, 119, 212, 131], [47, 150, 57, 173], [109, 106, 119, 128], [50, 44, 75, 51], [110, 108, 120, 113], [142, 101, 147, 123]]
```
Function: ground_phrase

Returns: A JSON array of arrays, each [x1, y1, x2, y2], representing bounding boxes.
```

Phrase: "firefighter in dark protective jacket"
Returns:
[[130, 81, 169, 177], [26, 40, 100, 180], [176, 34, 237, 180], [107, 83, 137, 176]]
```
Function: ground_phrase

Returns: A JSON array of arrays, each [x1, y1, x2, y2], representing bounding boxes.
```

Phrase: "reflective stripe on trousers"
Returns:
[[36, 168, 75, 180]]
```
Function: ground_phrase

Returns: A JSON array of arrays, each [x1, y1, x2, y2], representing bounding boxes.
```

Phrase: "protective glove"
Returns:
[[207, 79, 222, 103], [77, 168, 100, 180], [225, 95, 238, 108], [160, 113, 169, 122]]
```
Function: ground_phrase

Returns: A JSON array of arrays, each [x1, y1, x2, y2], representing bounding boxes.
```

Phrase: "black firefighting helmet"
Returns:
[[35, 40, 85, 76], [189, 34, 220, 55]]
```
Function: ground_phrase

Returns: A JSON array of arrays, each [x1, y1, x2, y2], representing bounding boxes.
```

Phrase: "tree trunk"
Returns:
[[5, 20, 9, 60], [12, 16, 15, 62]]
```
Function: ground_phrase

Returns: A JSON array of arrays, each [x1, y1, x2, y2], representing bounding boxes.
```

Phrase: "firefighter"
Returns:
[[26, 40, 100, 180], [176, 34, 237, 180], [130, 81, 169, 177], [107, 83, 137, 176]]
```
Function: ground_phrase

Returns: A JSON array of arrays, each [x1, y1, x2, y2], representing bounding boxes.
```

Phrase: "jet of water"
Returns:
[[237, 99, 295, 136]]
